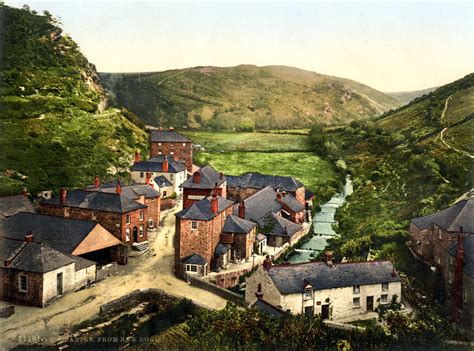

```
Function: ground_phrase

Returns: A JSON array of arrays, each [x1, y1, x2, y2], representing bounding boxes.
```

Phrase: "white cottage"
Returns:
[[246, 255, 401, 321]]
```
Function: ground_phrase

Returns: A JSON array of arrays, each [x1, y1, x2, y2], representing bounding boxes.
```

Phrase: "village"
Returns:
[[0, 127, 472, 343]]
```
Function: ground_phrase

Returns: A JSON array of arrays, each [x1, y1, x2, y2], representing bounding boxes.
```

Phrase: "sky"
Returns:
[[6, 0, 474, 91]]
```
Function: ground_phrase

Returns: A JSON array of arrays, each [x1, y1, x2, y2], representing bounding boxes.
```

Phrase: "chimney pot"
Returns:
[[391, 267, 398, 277], [116, 180, 122, 194], [219, 172, 224, 180], [134, 151, 141, 164], [59, 188, 67, 205], [25, 232, 33, 243], [94, 175, 100, 188], [325, 251, 333, 267], [238, 201, 246, 219], [162, 158, 169, 173], [169, 126, 174, 131], [211, 193, 218, 214]]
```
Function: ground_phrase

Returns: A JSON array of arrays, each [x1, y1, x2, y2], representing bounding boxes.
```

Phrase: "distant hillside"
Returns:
[[100, 65, 400, 130], [0, 5, 148, 195], [386, 86, 438, 105]]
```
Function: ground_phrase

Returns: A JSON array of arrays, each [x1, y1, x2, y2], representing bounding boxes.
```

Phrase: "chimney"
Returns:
[[219, 172, 224, 180], [211, 193, 218, 214], [451, 233, 465, 322], [276, 192, 282, 203], [134, 151, 141, 163], [59, 188, 67, 205], [145, 172, 152, 184], [263, 255, 272, 271], [169, 126, 174, 131], [94, 175, 100, 188], [25, 231, 33, 243], [116, 180, 122, 195], [391, 267, 398, 277], [21, 187, 28, 197], [162, 158, 169, 173], [255, 283, 264, 300], [193, 171, 201, 184], [238, 201, 246, 219], [325, 251, 333, 267]]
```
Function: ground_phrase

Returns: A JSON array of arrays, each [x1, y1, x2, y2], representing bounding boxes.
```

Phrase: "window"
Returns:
[[64, 208, 70, 218], [464, 288, 468, 303], [304, 306, 314, 317], [126, 214, 131, 224], [158, 142, 162, 146], [140, 172, 144, 178], [163, 191, 167, 197], [139, 210, 144, 221], [158, 152, 162, 155], [438, 228, 442, 239], [148, 219, 154, 228], [125, 228, 131, 241], [183, 143, 186, 146], [353, 285, 360, 294], [191, 221, 198, 230], [91, 212, 96, 220], [353, 297, 360, 308], [381, 294, 388, 304], [19, 274, 28, 292], [186, 264, 198, 273], [304, 289, 313, 299], [382, 282, 389, 291], [170, 174, 174, 180], [139, 225, 144, 237], [170, 151, 174, 155]]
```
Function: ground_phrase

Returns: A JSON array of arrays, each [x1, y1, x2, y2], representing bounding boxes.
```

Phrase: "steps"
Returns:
[[131, 241, 149, 256]]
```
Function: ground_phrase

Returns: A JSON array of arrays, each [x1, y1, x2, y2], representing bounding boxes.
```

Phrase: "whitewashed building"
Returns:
[[246, 255, 401, 321]]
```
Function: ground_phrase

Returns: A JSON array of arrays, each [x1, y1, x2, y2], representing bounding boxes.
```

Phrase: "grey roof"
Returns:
[[150, 129, 191, 143], [223, 215, 256, 234], [7, 241, 75, 273], [448, 235, 474, 278], [215, 243, 230, 257], [253, 299, 287, 318], [0, 195, 35, 219], [176, 196, 233, 220], [411, 198, 474, 233], [258, 213, 303, 238], [281, 193, 305, 212], [256, 233, 267, 242], [154, 176, 173, 188], [42, 189, 147, 213], [180, 165, 225, 189], [181, 253, 207, 265], [131, 156, 186, 173], [93, 184, 160, 200], [267, 261, 401, 294], [1, 212, 100, 254], [65, 254, 96, 271], [226, 173, 304, 191]]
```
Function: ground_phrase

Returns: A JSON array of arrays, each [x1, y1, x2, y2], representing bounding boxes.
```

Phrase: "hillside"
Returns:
[[310, 73, 473, 275], [0, 5, 148, 195], [386, 86, 438, 105], [100, 65, 400, 130]]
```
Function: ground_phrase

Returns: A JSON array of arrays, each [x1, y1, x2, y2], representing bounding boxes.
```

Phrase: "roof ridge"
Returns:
[[271, 259, 393, 269]]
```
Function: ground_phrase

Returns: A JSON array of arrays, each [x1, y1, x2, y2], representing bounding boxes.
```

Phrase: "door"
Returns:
[[304, 306, 314, 317], [133, 226, 138, 242], [321, 304, 330, 319], [57, 272, 63, 296], [366, 296, 374, 311]]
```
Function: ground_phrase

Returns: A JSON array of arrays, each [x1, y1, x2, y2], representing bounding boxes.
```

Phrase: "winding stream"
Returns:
[[288, 175, 353, 263]]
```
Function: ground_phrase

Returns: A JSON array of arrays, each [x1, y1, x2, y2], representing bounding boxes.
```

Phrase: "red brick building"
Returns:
[[149, 128, 193, 173], [181, 165, 227, 209]]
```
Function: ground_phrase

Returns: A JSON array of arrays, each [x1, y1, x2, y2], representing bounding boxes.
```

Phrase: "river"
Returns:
[[288, 175, 353, 263]]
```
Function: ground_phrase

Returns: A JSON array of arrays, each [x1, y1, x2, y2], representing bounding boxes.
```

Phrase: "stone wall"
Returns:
[[0, 268, 44, 307], [188, 275, 247, 306], [211, 268, 252, 289], [0, 305, 14, 318], [161, 198, 176, 211], [96, 262, 118, 281]]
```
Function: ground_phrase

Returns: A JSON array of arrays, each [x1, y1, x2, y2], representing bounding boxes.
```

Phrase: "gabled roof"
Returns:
[[154, 176, 173, 188], [258, 213, 302, 238], [92, 184, 160, 199], [7, 241, 75, 273], [131, 156, 186, 173], [180, 165, 225, 189], [181, 253, 207, 265], [0, 195, 35, 219], [42, 189, 146, 213], [176, 196, 233, 221], [223, 215, 256, 234], [150, 129, 191, 143], [267, 261, 401, 294], [0, 212, 115, 254], [448, 235, 474, 277], [215, 243, 230, 257], [411, 198, 473, 233], [235, 186, 282, 222], [226, 173, 304, 191]]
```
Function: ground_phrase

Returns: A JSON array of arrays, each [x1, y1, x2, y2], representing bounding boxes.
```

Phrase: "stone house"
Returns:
[[130, 156, 187, 198], [0, 235, 96, 307], [245, 257, 401, 321], [149, 128, 193, 173], [175, 193, 234, 276], [0, 193, 35, 219], [181, 165, 227, 209], [39, 187, 149, 252]]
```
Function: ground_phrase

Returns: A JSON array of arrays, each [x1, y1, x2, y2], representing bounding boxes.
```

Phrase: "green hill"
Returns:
[[0, 5, 148, 195], [100, 65, 400, 130], [310, 73, 473, 270], [386, 86, 438, 105]]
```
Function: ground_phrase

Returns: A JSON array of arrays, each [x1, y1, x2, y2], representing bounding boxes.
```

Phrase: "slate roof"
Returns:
[[7, 241, 75, 273], [150, 129, 191, 143], [253, 299, 287, 318], [94, 184, 160, 199], [411, 198, 474, 233], [448, 235, 474, 277], [1, 212, 104, 254], [267, 261, 401, 294], [181, 253, 207, 265], [0, 195, 35, 219], [42, 189, 147, 213], [256, 233, 267, 242], [131, 156, 186, 173], [65, 254, 96, 271], [258, 213, 303, 238], [215, 243, 230, 257], [223, 215, 256, 234], [154, 176, 173, 188], [180, 165, 225, 189], [226, 173, 304, 191], [281, 193, 305, 212], [176, 196, 233, 220]]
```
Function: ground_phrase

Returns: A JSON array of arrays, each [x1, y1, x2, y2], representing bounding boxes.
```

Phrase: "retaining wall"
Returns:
[[187, 275, 247, 307]]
